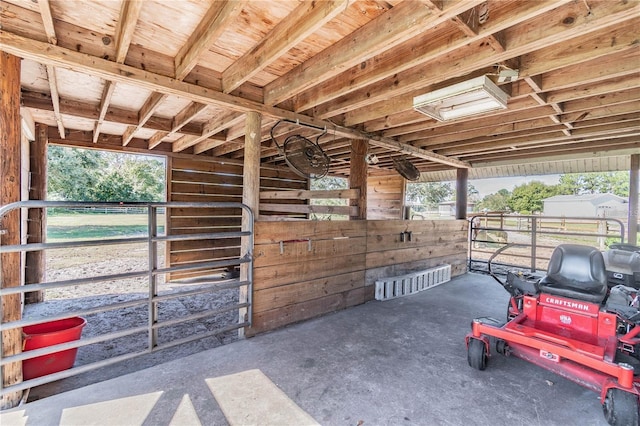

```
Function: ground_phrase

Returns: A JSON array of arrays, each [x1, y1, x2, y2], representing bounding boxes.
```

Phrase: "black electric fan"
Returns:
[[270, 120, 331, 179], [392, 156, 421, 181]]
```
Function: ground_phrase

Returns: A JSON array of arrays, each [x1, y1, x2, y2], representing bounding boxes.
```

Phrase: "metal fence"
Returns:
[[468, 213, 625, 273], [0, 201, 253, 396]]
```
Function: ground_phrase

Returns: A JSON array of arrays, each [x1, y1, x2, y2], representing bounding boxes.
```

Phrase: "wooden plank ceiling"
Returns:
[[1, 0, 638, 177]]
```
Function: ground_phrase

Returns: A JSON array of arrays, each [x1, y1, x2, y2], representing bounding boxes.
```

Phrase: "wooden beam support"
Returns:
[[0, 51, 23, 409], [349, 140, 368, 220], [455, 168, 468, 220], [240, 111, 262, 337], [629, 154, 639, 245], [174, 0, 247, 81], [25, 123, 47, 304], [222, 0, 349, 93]]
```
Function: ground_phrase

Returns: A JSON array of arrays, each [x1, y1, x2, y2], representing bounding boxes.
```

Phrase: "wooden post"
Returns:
[[349, 140, 368, 220], [629, 154, 639, 245], [25, 124, 48, 304], [240, 111, 261, 337], [455, 168, 468, 220], [0, 51, 24, 409]]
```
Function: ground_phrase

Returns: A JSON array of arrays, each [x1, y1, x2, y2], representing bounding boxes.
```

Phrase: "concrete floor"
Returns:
[[1, 273, 608, 426]]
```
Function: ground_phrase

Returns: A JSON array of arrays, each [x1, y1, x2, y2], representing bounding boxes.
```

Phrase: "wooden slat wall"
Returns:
[[367, 174, 404, 220], [248, 218, 468, 335], [166, 157, 307, 279], [249, 220, 367, 335], [365, 220, 468, 293]]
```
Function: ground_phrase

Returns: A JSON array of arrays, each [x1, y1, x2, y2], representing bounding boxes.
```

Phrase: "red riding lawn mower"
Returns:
[[466, 243, 640, 425]]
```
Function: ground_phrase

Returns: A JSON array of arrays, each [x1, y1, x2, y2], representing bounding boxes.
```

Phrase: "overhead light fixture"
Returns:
[[413, 75, 509, 122]]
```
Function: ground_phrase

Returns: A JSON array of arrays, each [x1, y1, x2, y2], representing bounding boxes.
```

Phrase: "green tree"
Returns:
[[476, 188, 511, 212], [47, 146, 165, 202], [48, 145, 107, 201], [406, 182, 452, 208], [558, 172, 629, 197], [508, 181, 561, 214]]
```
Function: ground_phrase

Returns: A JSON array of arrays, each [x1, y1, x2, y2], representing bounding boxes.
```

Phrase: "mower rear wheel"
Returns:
[[603, 388, 639, 426], [467, 338, 487, 371]]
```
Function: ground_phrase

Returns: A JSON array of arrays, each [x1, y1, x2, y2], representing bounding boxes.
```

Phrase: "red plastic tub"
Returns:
[[22, 317, 87, 380]]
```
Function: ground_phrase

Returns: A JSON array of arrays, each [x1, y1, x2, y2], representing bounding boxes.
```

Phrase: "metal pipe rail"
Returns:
[[0, 201, 254, 396], [468, 213, 625, 273]]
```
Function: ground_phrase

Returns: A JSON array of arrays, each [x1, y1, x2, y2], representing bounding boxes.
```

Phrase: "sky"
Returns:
[[468, 174, 561, 198]]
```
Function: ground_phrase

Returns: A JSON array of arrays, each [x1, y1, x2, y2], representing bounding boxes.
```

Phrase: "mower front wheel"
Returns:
[[467, 338, 488, 371], [603, 388, 639, 426]]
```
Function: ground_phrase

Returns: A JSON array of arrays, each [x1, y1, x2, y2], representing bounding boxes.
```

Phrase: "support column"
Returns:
[[349, 140, 368, 220], [455, 168, 468, 220], [25, 124, 48, 304], [0, 51, 23, 408], [240, 111, 261, 337], [629, 154, 639, 245]]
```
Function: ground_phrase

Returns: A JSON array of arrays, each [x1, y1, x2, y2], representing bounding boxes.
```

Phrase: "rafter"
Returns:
[[174, 0, 247, 81], [264, 0, 487, 106], [95, 0, 144, 143], [173, 111, 244, 153], [222, 0, 349, 93], [44, 65, 65, 138], [122, 92, 167, 146], [293, 0, 563, 113], [0, 31, 469, 168], [148, 102, 207, 149]]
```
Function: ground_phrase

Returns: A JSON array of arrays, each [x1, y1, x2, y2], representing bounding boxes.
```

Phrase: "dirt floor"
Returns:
[[23, 241, 240, 401]]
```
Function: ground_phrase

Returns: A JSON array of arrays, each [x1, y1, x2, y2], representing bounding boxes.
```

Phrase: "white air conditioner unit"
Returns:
[[413, 75, 509, 122]]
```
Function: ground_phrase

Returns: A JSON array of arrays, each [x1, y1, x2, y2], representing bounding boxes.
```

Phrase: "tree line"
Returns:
[[48, 146, 165, 202], [405, 172, 630, 214]]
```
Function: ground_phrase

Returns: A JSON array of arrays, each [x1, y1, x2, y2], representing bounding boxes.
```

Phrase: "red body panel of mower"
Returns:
[[467, 244, 640, 426]]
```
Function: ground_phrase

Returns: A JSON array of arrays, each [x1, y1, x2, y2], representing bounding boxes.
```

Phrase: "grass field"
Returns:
[[47, 213, 165, 241]]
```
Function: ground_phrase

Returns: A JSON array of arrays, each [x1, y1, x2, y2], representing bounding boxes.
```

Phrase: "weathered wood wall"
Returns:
[[166, 157, 306, 279], [249, 219, 468, 335], [367, 174, 404, 219], [365, 220, 468, 287], [249, 220, 368, 335]]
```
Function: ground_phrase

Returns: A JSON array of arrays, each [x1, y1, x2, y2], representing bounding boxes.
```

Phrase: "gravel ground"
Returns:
[[23, 242, 240, 401]]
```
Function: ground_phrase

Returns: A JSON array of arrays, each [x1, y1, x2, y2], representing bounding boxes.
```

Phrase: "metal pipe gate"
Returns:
[[0, 201, 253, 396], [468, 213, 625, 273]]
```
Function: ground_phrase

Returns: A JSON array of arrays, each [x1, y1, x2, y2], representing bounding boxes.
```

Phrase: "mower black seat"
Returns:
[[538, 244, 608, 304]]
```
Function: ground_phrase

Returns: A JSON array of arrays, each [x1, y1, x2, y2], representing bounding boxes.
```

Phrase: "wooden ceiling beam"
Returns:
[[37, 0, 65, 138], [438, 122, 640, 157], [264, 0, 485, 106], [95, 0, 144, 143], [37, 0, 57, 44], [465, 137, 639, 164], [222, 0, 349, 93], [122, 92, 167, 146], [330, 1, 640, 125], [148, 102, 207, 149], [176, 111, 245, 154], [1, 30, 470, 168], [294, 0, 563, 113], [21, 89, 202, 137], [174, 0, 247, 81], [44, 65, 65, 139]]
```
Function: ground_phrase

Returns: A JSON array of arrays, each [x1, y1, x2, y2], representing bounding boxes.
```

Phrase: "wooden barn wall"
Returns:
[[367, 174, 404, 220], [249, 220, 368, 336], [249, 219, 468, 335], [364, 220, 468, 288], [166, 157, 306, 280]]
